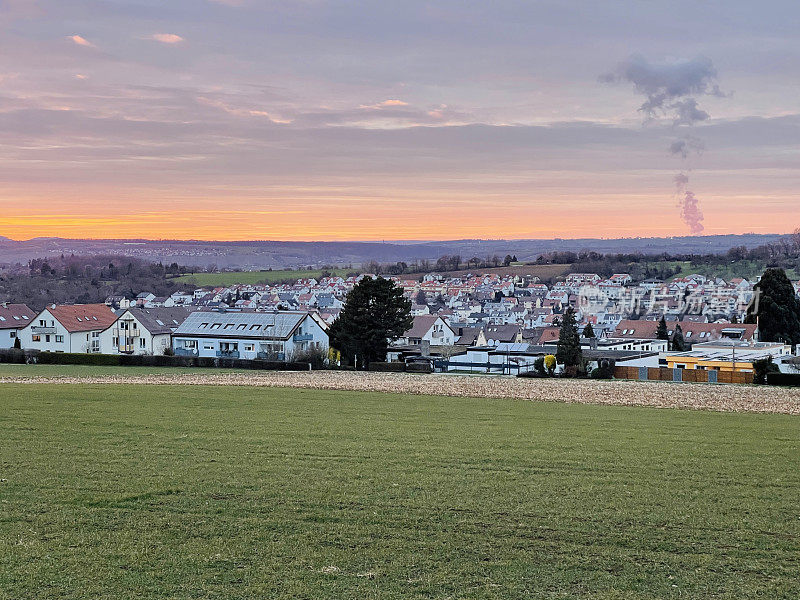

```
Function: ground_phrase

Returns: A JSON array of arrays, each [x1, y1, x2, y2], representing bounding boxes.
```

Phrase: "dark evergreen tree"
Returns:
[[671, 324, 687, 352], [745, 268, 800, 345], [556, 307, 582, 366], [656, 316, 669, 341], [582, 323, 595, 338], [328, 277, 412, 369]]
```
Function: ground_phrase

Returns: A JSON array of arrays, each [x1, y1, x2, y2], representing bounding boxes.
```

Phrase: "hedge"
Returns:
[[0, 348, 27, 364], [766, 372, 800, 387], [0, 349, 311, 371], [368, 361, 406, 372], [405, 362, 433, 374]]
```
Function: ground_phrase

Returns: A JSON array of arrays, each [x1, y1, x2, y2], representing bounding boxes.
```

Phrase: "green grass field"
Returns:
[[174, 268, 355, 287], [1, 384, 799, 599]]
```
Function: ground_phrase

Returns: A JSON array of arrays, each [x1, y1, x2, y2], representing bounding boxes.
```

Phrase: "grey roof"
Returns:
[[124, 306, 198, 335], [173, 310, 308, 340]]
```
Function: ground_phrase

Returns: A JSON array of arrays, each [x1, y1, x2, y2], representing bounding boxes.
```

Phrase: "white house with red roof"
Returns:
[[397, 315, 457, 347], [19, 304, 118, 353], [0, 303, 36, 349]]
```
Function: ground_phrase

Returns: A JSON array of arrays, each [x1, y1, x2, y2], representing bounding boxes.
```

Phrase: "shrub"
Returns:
[[766, 372, 800, 387], [293, 347, 328, 369], [533, 356, 546, 376], [591, 358, 616, 379], [163, 347, 175, 356], [544, 355, 557, 376], [753, 356, 780, 385], [562, 365, 579, 378], [405, 362, 432, 374], [517, 370, 541, 378]]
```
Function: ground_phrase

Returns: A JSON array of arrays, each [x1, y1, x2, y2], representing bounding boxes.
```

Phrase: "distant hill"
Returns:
[[0, 234, 787, 270]]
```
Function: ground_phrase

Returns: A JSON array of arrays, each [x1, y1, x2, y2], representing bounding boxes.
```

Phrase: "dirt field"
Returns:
[[2, 370, 799, 415]]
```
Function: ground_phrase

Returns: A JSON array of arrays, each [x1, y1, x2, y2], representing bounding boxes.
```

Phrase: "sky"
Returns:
[[1, 0, 799, 241]]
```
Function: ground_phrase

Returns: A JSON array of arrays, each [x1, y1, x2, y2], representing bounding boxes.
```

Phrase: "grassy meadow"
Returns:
[[173, 268, 355, 287], [1, 383, 799, 599]]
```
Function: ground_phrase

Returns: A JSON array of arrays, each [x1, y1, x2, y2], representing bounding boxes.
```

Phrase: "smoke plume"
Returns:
[[601, 54, 727, 235], [674, 173, 704, 234], [669, 135, 705, 159]]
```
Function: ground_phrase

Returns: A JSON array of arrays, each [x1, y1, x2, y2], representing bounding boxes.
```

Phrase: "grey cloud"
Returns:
[[601, 54, 721, 118]]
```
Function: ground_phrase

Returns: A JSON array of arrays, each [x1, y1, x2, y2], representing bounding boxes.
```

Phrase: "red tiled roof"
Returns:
[[0, 303, 36, 329], [45, 304, 118, 333], [614, 319, 757, 341]]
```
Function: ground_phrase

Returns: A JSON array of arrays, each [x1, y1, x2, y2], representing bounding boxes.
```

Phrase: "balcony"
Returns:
[[31, 326, 57, 335], [174, 347, 197, 356], [216, 350, 240, 358], [292, 333, 313, 342]]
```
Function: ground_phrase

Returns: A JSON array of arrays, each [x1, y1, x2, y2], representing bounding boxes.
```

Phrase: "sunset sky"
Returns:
[[1, 0, 799, 241]]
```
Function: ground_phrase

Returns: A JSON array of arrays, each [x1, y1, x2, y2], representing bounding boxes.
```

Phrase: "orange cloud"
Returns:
[[359, 99, 410, 109], [69, 35, 95, 48], [150, 33, 184, 44]]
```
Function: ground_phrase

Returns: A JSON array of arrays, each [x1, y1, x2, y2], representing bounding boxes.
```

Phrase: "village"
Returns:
[[2, 269, 799, 380]]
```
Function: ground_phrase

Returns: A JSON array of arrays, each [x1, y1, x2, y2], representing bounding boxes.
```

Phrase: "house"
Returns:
[[105, 295, 132, 309], [172, 310, 328, 360], [410, 304, 431, 316], [19, 304, 118, 353], [136, 292, 156, 306], [397, 315, 457, 347], [480, 325, 522, 346], [0, 303, 36, 349], [100, 306, 196, 355], [144, 296, 174, 308]]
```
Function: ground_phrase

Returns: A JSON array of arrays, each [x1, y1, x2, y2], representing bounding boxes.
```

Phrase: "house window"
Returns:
[[45, 335, 50, 342], [139, 338, 146, 348], [184, 340, 198, 349], [204, 343, 214, 350], [32, 335, 41, 342], [210, 323, 221, 330], [9, 331, 15, 338], [244, 344, 254, 352], [55, 335, 64, 343]]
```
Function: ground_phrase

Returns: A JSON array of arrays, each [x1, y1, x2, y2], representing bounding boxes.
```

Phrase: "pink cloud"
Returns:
[[150, 33, 185, 44], [69, 35, 95, 48], [359, 99, 410, 110]]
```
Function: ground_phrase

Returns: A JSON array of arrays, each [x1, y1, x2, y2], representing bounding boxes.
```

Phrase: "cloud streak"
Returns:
[[149, 33, 184, 44]]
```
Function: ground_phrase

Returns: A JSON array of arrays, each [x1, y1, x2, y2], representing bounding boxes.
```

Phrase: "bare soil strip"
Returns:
[[2, 371, 799, 415]]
